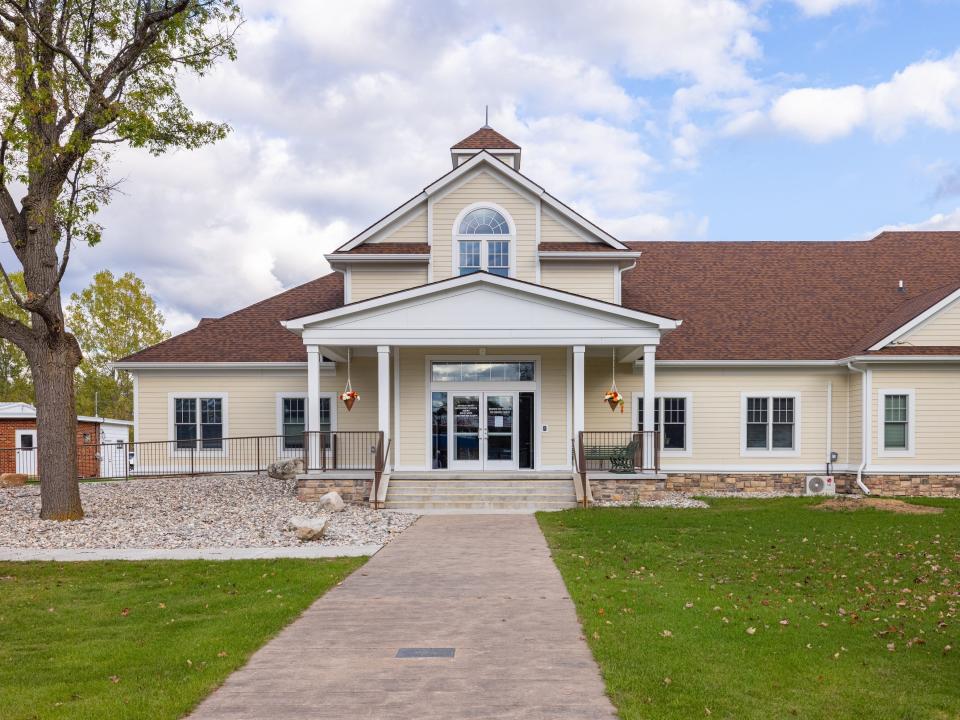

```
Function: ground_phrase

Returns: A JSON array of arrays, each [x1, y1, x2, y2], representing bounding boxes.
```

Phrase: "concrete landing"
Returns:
[[187, 514, 616, 719]]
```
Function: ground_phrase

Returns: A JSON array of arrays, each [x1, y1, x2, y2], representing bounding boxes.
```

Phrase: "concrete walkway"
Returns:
[[188, 515, 617, 719], [0, 544, 380, 562]]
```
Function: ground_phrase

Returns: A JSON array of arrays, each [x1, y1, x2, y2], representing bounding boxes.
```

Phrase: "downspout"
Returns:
[[617, 260, 637, 305], [846, 362, 871, 495]]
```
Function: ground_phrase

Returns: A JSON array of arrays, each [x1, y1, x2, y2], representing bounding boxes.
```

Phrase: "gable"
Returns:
[[431, 168, 537, 283], [540, 208, 599, 243], [367, 206, 427, 244], [898, 296, 960, 346]]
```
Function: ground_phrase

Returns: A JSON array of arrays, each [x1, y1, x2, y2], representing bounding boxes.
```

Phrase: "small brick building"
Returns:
[[0, 402, 132, 478]]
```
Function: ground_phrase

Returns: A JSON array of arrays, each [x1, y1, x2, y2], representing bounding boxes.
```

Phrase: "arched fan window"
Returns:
[[455, 206, 513, 277], [458, 208, 510, 235]]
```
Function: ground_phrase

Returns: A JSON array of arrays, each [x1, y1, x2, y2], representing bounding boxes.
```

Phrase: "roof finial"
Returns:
[[483, 105, 490, 128]]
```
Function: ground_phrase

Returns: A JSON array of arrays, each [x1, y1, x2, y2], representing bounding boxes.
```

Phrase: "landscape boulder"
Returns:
[[267, 457, 304, 480], [318, 491, 346, 512], [287, 515, 327, 542], [0, 473, 28, 488]]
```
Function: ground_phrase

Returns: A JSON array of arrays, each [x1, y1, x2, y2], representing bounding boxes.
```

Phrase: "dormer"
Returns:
[[326, 126, 639, 305], [450, 126, 522, 171]]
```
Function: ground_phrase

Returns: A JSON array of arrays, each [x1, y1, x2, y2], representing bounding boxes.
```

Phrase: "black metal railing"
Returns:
[[577, 430, 661, 475], [0, 430, 384, 481]]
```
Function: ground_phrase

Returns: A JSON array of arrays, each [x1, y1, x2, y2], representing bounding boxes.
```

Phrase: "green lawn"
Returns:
[[0, 558, 365, 720], [538, 497, 960, 720]]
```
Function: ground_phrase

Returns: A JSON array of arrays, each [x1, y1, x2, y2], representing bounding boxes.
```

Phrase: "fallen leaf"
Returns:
[[217, 651, 228, 658], [746, 627, 757, 635], [120, 608, 130, 617], [661, 630, 673, 638], [887, 643, 896, 652], [108, 676, 120, 684]]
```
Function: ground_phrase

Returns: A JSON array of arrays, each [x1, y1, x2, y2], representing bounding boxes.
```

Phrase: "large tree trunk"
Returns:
[[32, 333, 83, 520]]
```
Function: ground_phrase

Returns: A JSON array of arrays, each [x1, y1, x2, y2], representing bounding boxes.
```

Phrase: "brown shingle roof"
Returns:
[[539, 242, 632, 252], [121, 232, 960, 365], [451, 126, 520, 150], [120, 273, 344, 363], [333, 243, 430, 255], [621, 232, 960, 359]]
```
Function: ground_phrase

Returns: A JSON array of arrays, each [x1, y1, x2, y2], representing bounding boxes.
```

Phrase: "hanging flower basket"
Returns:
[[340, 389, 359, 411], [604, 389, 624, 413]]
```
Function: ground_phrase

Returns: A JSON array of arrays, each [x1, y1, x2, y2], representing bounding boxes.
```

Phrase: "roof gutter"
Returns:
[[846, 361, 871, 495]]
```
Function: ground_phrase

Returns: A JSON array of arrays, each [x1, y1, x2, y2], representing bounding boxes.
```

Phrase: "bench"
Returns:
[[582, 438, 641, 473]]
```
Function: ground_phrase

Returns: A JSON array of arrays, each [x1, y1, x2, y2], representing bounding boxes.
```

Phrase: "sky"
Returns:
[[55, 0, 960, 334]]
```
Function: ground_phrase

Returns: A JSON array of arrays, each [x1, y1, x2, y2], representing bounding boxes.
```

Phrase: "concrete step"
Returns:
[[387, 482, 573, 491], [383, 500, 577, 511], [384, 477, 577, 513], [389, 471, 573, 481]]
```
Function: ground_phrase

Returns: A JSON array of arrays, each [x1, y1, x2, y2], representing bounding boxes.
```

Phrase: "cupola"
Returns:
[[450, 125, 521, 170]]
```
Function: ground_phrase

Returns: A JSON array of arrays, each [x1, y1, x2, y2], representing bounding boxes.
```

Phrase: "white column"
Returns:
[[307, 345, 321, 432], [377, 345, 391, 469], [642, 344, 657, 471], [572, 345, 585, 443]]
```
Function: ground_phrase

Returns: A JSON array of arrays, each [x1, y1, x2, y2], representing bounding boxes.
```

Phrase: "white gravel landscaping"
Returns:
[[596, 489, 803, 508], [0, 474, 418, 550]]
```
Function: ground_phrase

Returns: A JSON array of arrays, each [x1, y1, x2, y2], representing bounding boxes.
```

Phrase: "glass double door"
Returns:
[[450, 392, 517, 470]]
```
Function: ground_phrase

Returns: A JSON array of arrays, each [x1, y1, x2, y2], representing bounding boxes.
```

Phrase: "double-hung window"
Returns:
[[455, 207, 512, 277], [743, 394, 798, 453], [278, 395, 333, 451], [635, 395, 690, 452], [879, 390, 914, 455], [173, 396, 224, 450]]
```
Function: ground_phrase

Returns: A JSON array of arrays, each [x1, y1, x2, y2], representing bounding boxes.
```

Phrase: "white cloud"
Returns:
[[63, 0, 743, 328], [768, 51, 960, 142], [789, 0, 870, 17], [875, 207, 960, 233]]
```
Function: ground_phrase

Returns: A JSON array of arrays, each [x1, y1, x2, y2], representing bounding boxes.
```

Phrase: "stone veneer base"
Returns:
[[297, 477, 372, 504], [590, 472, 960, 503]]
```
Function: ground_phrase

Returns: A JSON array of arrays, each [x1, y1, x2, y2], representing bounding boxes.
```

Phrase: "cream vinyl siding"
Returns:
[[133, 362, 378, 443], [368, 207, 427, 243], [540, 261, 618, 303], [393, 346, 568, 470], [349, 264, 429, 302], [583, 362, 849, 469], [870, 364, 960, 466], [540, 209, 598, 243], [848, 370, 862, 464], [898, 297, 960, 346], [431, 170, 537, 283]]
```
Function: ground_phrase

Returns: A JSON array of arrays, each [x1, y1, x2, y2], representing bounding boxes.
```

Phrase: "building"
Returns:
[[0, 402, 133, 478], [114, 125, 960, 506]]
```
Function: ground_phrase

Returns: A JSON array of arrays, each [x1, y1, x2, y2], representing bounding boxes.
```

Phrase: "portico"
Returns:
[[284, 272, 679, 475]]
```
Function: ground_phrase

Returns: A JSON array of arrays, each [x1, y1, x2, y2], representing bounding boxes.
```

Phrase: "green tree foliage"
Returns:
[[0, 1, 240, 519], [0, 272, 32, 402], [67, 270, 169, 420]]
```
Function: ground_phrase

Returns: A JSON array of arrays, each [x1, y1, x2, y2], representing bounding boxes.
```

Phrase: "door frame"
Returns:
[[424, 354, 541, 472], [447, 391, 520, 471], [15, 428, 37, 474]]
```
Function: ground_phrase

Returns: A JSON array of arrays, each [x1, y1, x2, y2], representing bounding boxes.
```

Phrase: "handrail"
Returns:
[[372, 431, 390, 509]]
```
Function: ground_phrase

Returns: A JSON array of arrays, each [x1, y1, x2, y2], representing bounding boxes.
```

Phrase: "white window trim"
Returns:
[[275, 392, 338, 454], [740, 392, 801, 457], [877, 388, 916, 458], [167, 392, 229, 454], [631, 391, 693, 457], [451, 201, 517, 278]]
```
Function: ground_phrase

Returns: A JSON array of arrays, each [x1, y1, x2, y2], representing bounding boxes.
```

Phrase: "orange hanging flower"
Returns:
[[604, 389, 624, 413]]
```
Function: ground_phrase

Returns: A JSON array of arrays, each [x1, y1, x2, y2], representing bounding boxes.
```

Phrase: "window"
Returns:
[[459, 208, 510, 234], [282, 398, 306, 450], [635, 395, 690, 452], [743, 394, 797, 453], [458, 240, 481, 275], [278, 395, 333, 451], [174, 396, 224, 450], [879, 390, 914, 455], [455, 206, 512, 276], [431, 361, 535, 383]]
